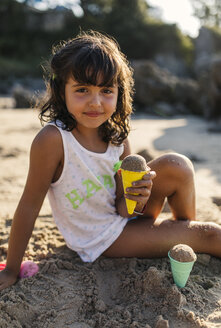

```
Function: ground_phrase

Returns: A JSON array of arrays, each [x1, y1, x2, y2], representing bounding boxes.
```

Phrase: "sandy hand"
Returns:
[[121, 154, 150, 215], [0, 267, 18, 291], [0, 261, 39, 290]]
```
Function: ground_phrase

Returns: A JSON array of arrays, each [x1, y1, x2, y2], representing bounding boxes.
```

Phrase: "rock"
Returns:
[[207, 59, 221, 119], [197, 58, 221, 120], [194, 27, 215, 75], [174, 78, 202, 115], [212, 196, 221, 207], [153, 102, 176, 117], [12, 85, 35, 108], [194, 27, 221, 120], [154, 53, 189, 77], [132, 60, 202, 116], [137, 149, 153, 163], [132, 60, 176, 106]]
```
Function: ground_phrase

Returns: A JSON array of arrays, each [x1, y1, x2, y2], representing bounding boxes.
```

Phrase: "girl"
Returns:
[[0, 31, 221, 290]]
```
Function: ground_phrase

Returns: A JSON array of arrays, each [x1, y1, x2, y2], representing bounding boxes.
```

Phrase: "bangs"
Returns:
[[69, 46, 119, 86]]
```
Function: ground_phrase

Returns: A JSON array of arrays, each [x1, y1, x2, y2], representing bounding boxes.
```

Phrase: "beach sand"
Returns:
[[0, 108, 221, 328]]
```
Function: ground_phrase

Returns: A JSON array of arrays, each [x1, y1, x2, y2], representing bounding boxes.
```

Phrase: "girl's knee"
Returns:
[[156, 153, 194, 180], [193, 221, 221, 245], [203, 222, 221, 239]]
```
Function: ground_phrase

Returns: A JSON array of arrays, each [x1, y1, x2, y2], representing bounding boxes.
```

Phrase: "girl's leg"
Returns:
[[144, 153, 196, 220], [103, 217, 221, 258], [103, 152, 221, 259]]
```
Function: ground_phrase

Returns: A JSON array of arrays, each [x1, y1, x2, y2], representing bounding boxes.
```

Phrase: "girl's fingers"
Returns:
[[144, 171, 156, 180], [131, 171, 156, 187], [128, 179, 153, 191], [126, 187, 151, 197], [125, 193, 149, 203], [123, 171, 156, 205], [125, 172, 155, 203], [124, 197, 148, 209]]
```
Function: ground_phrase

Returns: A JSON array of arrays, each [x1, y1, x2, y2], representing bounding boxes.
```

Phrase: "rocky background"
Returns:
[[132, 26, 221, 125], [1, 1, 221, 128]]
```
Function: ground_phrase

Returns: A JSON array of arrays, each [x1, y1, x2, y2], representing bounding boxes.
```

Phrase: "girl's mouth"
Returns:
[[84, 112, 103, 118]]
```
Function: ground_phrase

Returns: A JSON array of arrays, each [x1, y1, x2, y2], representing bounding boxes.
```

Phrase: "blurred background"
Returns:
[[1, 0, 221, 125]]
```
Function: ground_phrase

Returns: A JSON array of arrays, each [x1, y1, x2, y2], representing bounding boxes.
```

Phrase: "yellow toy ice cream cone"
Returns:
[[121, 169, 149, 214], [118, 154, 150, 215]]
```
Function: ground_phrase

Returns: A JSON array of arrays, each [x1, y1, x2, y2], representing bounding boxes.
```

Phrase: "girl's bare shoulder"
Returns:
[[31, 125, 63, 161], [33, 125, 62, 147]]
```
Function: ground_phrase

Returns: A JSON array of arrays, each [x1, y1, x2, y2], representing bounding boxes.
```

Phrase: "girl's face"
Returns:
[[64, 76, 118, 131]]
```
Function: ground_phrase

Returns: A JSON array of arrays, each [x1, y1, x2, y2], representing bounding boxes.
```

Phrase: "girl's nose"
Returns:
[[89, 93, 101, 107]]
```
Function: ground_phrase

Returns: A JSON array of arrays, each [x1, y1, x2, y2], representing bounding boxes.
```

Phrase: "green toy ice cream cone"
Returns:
[[168, 244, 197, 288]]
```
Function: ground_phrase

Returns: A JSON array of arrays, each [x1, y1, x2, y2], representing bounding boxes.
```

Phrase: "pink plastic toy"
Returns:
[[0, 264, 5, 271], [0, 261, 39, 278], [19, 261, 39, 278]]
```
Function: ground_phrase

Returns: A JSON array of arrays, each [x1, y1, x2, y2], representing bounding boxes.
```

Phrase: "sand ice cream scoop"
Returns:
[[170, 244, 197, 262], [120, 154, 150, 215], [168, 244, 197, 288], [121, 154, 149, 172]]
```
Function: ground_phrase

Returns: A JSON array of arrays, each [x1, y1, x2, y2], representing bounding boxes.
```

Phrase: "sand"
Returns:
[[170, 245, 197, 263], [121, 154, 149, 171], [0, 107, 221, 328]]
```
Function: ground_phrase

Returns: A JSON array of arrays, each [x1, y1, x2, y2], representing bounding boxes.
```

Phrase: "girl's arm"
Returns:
[[115, 138, 156, 218], [0, 125, 63, 290]]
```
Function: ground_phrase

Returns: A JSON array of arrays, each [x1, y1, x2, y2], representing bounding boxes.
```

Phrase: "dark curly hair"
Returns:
[[39, 30, 134, 145]]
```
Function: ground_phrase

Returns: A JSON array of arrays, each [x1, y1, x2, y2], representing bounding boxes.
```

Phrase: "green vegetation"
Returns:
[[0, 57, 41, 78], [0, 0, 194, 79], [190, 0, 221, 28]]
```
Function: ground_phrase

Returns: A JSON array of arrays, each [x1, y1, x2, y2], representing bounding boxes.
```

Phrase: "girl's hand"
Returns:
[[124, 171, 156, 214], [0, 267, 18, 291]]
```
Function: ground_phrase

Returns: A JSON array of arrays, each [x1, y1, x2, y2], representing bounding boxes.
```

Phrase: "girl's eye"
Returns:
[[76, 88, 87, 93], [102, 88, 113, 94]]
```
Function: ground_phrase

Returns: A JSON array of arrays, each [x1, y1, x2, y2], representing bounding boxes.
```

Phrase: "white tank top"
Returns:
[[47, 121, 128, 262]]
